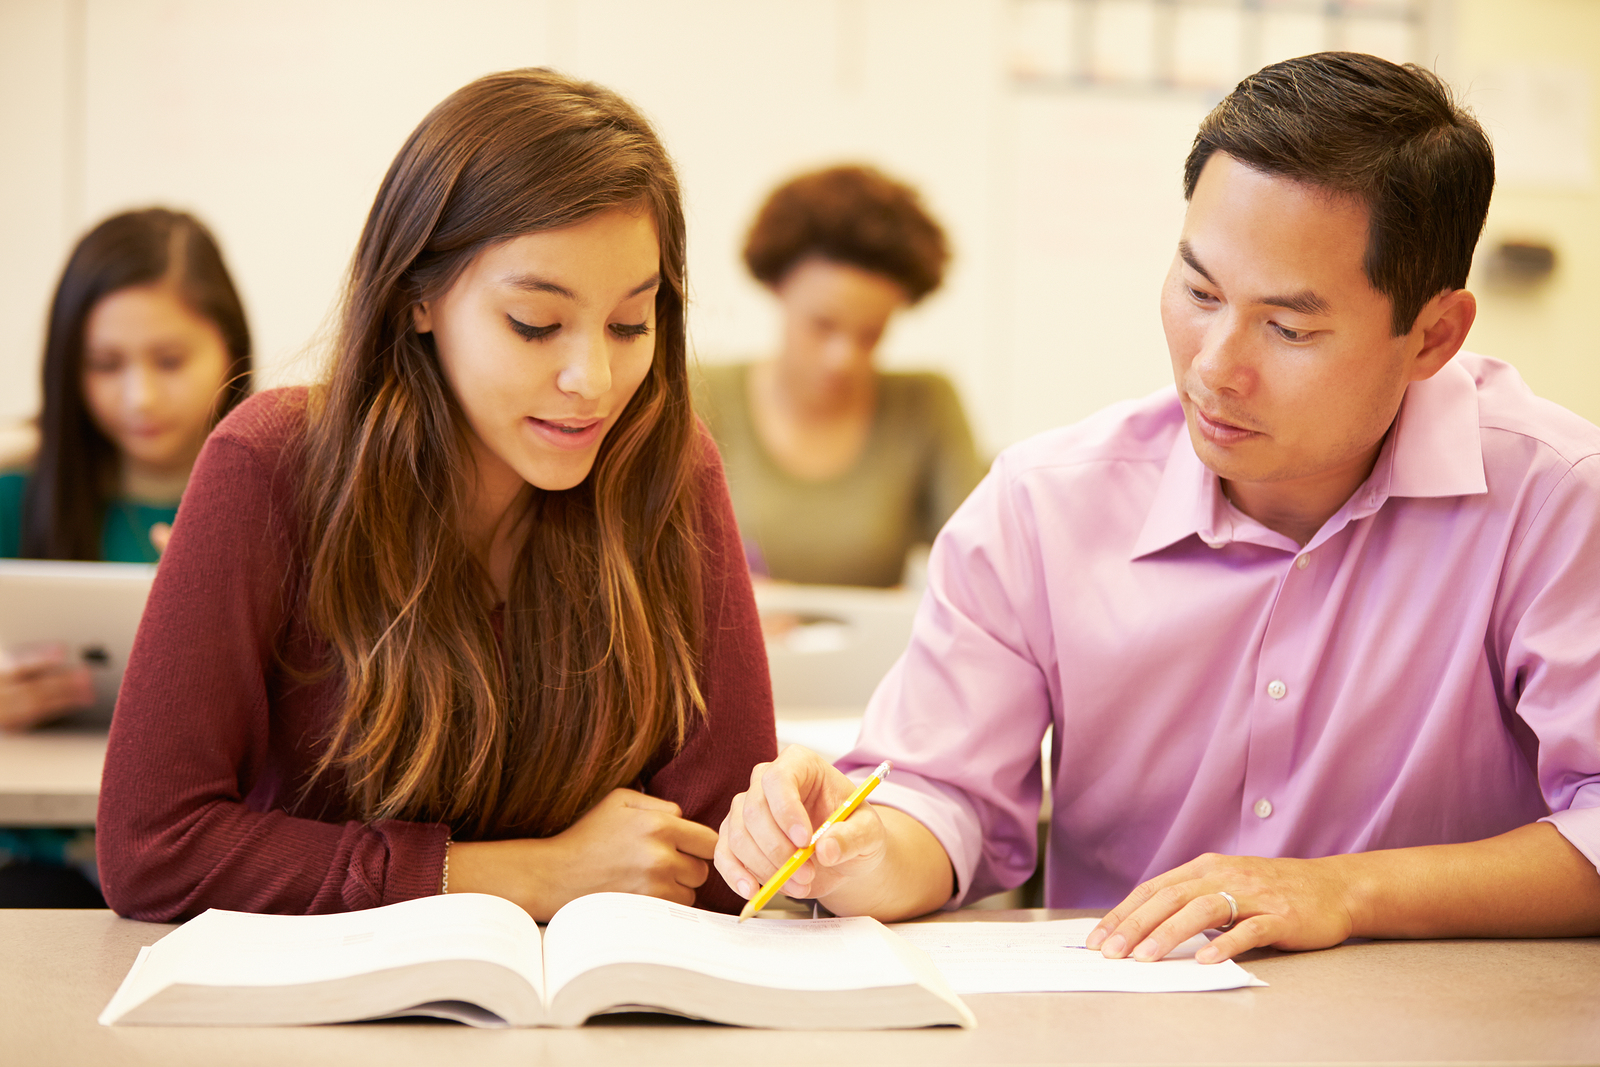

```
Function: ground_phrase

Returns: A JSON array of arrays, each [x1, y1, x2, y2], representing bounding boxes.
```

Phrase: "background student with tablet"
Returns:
[[96, 69, 778, 922], [0, 208, 252, 730], [0, 209, 251, 908]]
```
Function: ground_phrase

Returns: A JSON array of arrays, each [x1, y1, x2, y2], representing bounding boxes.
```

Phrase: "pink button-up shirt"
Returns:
[[840, 353, 1600, 907]]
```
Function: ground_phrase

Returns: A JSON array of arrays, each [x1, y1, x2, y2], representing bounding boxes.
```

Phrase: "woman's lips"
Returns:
[[1192, 405, 1261, 446], [525, 415, 605, 452]]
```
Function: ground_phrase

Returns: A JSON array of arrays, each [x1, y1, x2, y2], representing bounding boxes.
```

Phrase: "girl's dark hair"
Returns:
[[300, 68, 705, 838], [22, 209, 253, 559], [1185, 52, 1494, 335], [743, 164, 948, 302]]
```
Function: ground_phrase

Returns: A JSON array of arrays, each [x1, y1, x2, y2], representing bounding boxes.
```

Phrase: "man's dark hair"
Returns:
[[1184, 51, 1493, 335]]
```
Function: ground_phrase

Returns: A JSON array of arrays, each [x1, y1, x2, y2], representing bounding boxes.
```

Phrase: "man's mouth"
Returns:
[[1191, 403, 1261, 445]]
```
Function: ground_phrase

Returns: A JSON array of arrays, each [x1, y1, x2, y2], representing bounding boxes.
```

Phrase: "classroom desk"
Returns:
[[0, 723, 105, 826], [4, 907, 1596, 1066]]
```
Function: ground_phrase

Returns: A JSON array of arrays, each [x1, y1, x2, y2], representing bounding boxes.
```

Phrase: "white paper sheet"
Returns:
[[886, 918, 1264, 993]]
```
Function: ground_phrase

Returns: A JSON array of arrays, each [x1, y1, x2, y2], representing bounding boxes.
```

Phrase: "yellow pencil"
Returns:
[[737, 760, 892, 922]]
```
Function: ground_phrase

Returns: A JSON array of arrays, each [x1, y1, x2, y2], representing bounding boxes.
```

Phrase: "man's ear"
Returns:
[[411, 301, 434, 334], [1406, 288, 1476, 382]]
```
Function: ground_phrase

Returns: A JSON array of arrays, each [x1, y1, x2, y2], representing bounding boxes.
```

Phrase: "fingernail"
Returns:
[[1134, 941, 1159, 962], [1102, 934, 1127, 957], [737, 879, 751, 897], [789, 825, 809, 846], [817, 839, 837, 865], [1084, 928, 1106, 949], [1196, 946, 1219, 964]]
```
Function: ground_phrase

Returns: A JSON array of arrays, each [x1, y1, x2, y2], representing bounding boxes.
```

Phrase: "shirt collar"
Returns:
[[1131, 358, 1486, 561]]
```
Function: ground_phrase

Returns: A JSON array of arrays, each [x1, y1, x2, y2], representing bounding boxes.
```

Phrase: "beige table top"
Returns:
[[0, 724, 105, 826], [4, 907, 1596, 1066]]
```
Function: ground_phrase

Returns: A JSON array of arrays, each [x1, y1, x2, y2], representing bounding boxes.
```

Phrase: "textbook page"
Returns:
[[886, 917, 1264, 993], [543, 892, 922, 996], [98, 893, 545, 1025]]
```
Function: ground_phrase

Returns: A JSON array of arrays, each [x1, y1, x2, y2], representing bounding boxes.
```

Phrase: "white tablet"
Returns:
[[0, 559, 158, 725]]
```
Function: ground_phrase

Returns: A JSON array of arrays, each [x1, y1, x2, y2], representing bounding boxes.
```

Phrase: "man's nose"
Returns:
[[1192, 313, 1256, 397]]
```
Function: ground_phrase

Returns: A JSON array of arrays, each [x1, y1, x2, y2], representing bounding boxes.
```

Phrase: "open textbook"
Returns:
[[887, 917, 1265, 993], [99, 892, 974, 1030]]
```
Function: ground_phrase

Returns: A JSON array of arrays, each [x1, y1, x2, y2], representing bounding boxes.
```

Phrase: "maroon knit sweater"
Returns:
[[96, 388, 776, 921]]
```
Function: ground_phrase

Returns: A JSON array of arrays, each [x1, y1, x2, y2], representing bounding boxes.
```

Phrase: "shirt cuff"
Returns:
[[369, 819, 453, 907], [1540, 806, 1600, 873], [844, 768, 984, 910]]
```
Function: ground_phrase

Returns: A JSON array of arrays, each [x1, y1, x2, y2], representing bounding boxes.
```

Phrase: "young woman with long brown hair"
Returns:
[[95, 69, 776, 921]]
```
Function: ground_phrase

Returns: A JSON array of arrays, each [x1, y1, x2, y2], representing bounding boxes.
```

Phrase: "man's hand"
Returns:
[[1086, 825, 1600, 964], [1085, 852, 1356, 964], [715, 745, 954, 921], [716, 745, 887, 903], [0, 644, 95, 730]]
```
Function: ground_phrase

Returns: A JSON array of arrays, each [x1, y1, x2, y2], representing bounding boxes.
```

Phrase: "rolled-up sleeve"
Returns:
[[1500, 454, 1600, 871], [839, 452, 1054, 906]]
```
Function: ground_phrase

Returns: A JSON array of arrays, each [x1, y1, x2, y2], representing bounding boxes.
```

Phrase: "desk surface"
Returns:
[[0, 725, 105, 826], [4, 907, 1596, 1066]]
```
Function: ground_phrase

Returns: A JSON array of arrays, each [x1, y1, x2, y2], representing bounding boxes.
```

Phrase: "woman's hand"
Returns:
[[447, 788, 719, 920], [0, 644, 95, 730]]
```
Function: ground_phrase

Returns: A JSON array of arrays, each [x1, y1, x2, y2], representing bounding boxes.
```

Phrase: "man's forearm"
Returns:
[[1341, 822, 1600, 940], [818, 807, 955, 922]]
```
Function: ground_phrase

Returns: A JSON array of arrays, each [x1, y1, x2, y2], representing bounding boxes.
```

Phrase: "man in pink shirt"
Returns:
[[715, 51, 1600, 963]]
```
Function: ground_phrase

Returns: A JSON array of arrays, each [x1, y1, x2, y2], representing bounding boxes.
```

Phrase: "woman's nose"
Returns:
[[555, 331, 613, 399]]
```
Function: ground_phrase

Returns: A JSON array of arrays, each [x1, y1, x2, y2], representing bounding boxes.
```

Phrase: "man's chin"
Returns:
[[1186, 424, 1269, 484]]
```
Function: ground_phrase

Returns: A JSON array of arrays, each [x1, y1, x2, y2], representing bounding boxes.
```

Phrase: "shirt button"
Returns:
[[1267, 679, 1287, 699], [1254, 798, 1273, 818], [1295, 555, 1309, 570]]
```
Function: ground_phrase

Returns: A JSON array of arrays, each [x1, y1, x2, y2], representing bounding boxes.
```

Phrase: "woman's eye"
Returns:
[[609, 322, 651, 339], [507, 315, 559, 340]]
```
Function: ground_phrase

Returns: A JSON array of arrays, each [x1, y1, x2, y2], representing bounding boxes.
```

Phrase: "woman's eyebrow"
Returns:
[[500, 273, 574, 298], [498, 272, 660, 299]]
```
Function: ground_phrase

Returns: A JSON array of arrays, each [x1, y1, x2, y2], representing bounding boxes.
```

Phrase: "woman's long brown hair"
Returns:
[[300, 69, 703, 839]]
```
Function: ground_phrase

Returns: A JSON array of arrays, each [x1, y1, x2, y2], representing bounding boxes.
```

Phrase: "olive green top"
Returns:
[[694, 363, 986, 587]]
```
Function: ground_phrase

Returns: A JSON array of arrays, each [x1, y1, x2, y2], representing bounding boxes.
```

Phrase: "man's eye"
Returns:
[[1187, 287, 1216, 303], [1272, 323, 1306, 342]]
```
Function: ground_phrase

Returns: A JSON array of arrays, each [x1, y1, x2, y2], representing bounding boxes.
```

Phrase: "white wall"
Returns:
[[1, 0, 1596, 457], [1453, 0, 1600, 419]]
